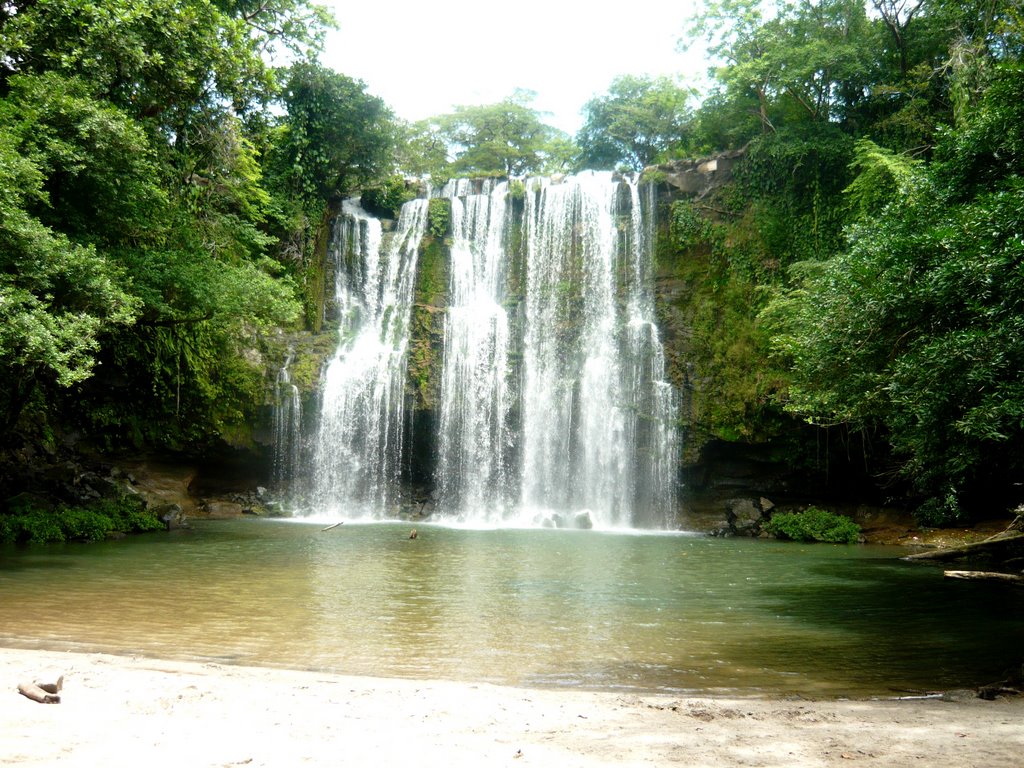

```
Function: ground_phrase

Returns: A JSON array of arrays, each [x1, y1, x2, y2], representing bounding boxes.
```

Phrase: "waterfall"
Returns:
[[516, 172, 678, 528], [302, 174, 677, 527], [434, 172, 679, 527], [623, 181, 680, 527], [272, 349, 302, 491], [309, 197, 429, 518]]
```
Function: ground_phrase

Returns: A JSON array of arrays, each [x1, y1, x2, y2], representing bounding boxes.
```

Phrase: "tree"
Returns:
[[0, 72, 169, 247], [576, 75, 694, 170], [0, 126, 138, 434], [686, 0, 878, 134], [270, 60, 396, 205], [0, 0, 340, 450], [396, 119, 453, 181], [766, 63, 1024, 522], [427, 91, 572, 177], [0, 0, 330, 125]]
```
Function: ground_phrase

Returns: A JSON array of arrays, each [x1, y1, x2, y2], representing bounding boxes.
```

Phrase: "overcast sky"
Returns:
[[319, 0, 711, 136]]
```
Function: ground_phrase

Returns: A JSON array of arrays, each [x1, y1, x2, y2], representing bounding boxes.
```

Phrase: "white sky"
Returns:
[[319, 0, 711, 136]]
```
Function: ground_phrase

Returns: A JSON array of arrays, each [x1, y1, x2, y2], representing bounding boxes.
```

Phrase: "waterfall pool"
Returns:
[[1, 519, 1020, 696]]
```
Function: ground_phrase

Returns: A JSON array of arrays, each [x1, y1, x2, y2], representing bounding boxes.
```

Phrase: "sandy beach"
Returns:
[[1, 648, 1021, 767]]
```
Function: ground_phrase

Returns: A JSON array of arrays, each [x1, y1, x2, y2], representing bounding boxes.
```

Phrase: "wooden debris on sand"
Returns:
[[18, 675, 63, 704]]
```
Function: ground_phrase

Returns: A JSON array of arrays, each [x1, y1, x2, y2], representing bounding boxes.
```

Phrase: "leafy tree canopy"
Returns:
[[765, 62, 1024, 522], [418, 91, 573, 178], [576, 75, 695, 171], [0, 125, 139, 431], [0, 0, 347, 449], [269, 61, 396, 205]]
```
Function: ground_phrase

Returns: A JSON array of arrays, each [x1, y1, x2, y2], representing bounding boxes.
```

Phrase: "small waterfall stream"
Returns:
[[302, 173, 678, 527], [272, 349, 302, 491]]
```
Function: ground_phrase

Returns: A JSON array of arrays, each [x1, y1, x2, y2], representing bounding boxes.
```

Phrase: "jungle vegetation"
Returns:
[[1, 0, 1021, 525]]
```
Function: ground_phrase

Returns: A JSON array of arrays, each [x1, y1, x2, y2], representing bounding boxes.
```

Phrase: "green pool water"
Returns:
[[1, 519, 1020, 695]]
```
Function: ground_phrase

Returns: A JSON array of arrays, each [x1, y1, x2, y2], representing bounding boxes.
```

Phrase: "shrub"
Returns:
[[766, 507, 861, 544], [90, 496, 164, 533], [361, 175, 416, 218], [0, 495, 163, 544], [427, 197, 450, 238], [0, 508, 65, 544], [58, 506, 114, 541]]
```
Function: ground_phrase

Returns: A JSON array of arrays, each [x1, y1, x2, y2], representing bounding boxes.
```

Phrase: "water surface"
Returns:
[[1, 520, 1020, 696]]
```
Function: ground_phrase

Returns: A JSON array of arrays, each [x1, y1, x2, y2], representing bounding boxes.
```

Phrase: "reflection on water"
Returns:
[[1, 520, 1021, 695]]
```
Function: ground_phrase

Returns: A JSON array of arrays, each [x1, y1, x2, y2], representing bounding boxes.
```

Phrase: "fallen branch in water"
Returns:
[[320, 522, 343, 532], [944, 570, 1024, 584]]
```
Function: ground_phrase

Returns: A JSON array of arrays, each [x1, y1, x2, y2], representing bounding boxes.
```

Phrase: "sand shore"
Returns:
[[1, 647, 1021, 767]]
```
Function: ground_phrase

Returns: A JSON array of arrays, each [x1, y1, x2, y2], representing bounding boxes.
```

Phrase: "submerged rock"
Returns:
[[573, 511, 594, 530]]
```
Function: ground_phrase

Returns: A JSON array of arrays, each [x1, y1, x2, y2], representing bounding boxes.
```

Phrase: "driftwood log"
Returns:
[[904, 532, 1024, 564], [944, 570, 1024, 585], [17, 675, 63, 704]]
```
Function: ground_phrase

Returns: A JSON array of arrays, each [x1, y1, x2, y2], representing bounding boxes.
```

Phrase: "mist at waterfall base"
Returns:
[[285, 172, 680, 529]]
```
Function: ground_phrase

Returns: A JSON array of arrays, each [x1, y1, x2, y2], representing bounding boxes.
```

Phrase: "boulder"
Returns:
[[725, 497, 767, 536], [154, 503, 188, 530], [573, 510, 594, 530]]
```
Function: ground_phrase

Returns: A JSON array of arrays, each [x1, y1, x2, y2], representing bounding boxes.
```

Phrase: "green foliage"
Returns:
[[671, 0, 1024, 516], [766, 507, 861, 543], [427, 198, 451, 239], [361, 175, 416, 218], [843, 138, 921, 219], [576, 74, 695, 170], [0, 495, 163, 544], [686, 0, 877, 135], [0, 506, 64, 545], [669, 200, 715, 250], [659, 193, 789, 448], [395, 119, 452, 183], [933, 63, 1024, 199], [736, 126, 853, 266], [914, 489, 964, 528], [0, 118, 140, 432], [0, 0, 349, 450], [0, 0, 330, 131], [767, 62, 1024, 516], [0, 72, 169, 245], [422, 91, 573, 177], [58, 506, 115, 542], [270, 60, 395, 205]]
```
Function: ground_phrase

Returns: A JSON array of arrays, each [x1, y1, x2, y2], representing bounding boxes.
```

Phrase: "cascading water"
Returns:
[[301, 173, 677, 527], [435, 179, 514, 515], [309, 197, 429, 517], [515, 172, 678, 528], [434, 172, 679, 527], [623, 181, 680, 526]]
